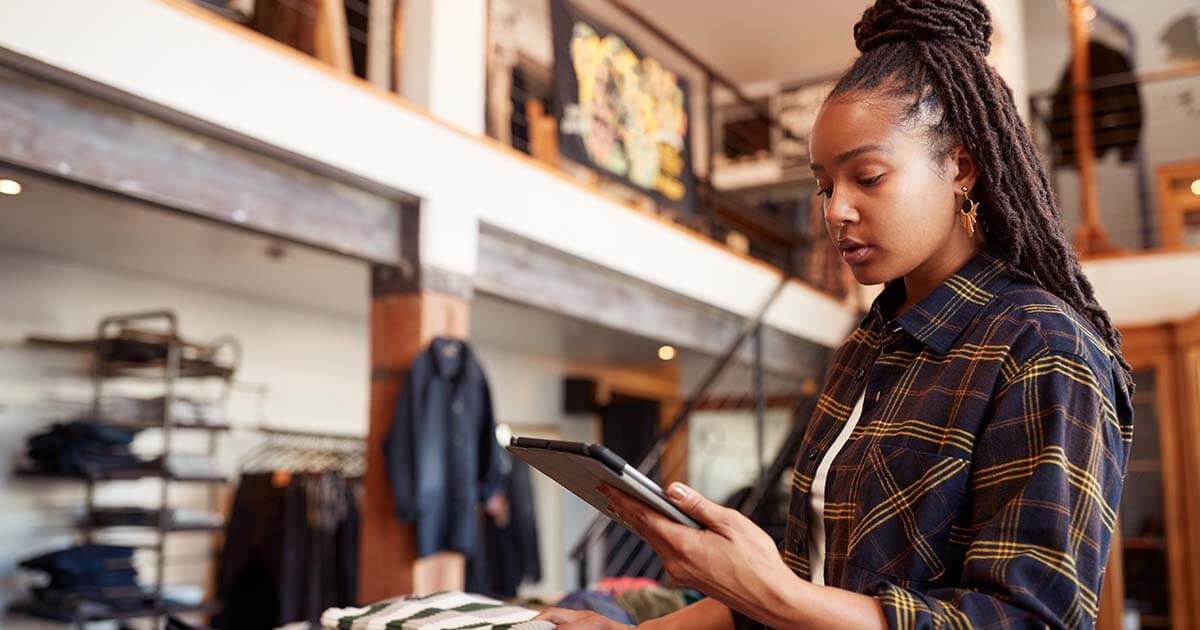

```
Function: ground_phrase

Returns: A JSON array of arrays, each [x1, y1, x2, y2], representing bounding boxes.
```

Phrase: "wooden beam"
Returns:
[[315, 0, 353, 74], [392, 0, 405, 92], [367, 0, 396, 90], [475, 224, 831, 380], [361, 270, 473, 601], [1067, 0, 1112, 254], [0, 62, 408, 265], [1097, 521, 1125, 630]]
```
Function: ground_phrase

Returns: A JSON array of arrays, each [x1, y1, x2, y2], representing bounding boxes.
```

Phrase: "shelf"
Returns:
[[25, 335, 236, 380], [104, 359, 234, 380], [84, 522, 225, 534], [97, 419, 231, 433], [13, 468, 227, 484], [10, 599, 220, 623]]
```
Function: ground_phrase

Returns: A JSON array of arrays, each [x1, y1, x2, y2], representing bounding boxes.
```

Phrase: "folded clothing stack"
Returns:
[[320, 591, 555, 630], [23, 421, 156, 477], [165, 454, 224, 479], [15, 544, 152, 621], [101, 395, 228, 427], [87, 507, 225, 529]]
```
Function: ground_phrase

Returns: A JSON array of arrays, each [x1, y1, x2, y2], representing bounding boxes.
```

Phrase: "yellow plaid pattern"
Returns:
[[734, 251, 1134, 630]]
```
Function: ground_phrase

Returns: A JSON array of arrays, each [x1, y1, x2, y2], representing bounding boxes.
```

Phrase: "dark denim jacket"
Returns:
[[384, 337, 502, 557]]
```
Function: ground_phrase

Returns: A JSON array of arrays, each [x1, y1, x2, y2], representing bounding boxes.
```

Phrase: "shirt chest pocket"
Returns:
[[845, 443, 970, 583]]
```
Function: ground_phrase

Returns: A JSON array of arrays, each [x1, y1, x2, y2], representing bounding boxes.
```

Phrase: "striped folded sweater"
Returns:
[[321, 591, 557, 630]]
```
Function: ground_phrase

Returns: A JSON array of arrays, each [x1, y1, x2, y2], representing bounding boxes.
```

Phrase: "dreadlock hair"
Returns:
[[830, 0, 1134, 392]]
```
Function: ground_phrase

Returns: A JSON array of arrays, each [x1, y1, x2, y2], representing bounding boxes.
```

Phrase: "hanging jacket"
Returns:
[[384, 337, 503, 557], [468, 456, 543, 598]]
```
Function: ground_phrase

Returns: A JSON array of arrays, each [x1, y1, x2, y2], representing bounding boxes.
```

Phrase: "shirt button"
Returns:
[[452, 401, 464, 414], [807, 448, 820, 461]]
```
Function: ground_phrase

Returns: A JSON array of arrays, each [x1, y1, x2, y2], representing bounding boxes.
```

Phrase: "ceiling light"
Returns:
[[0, 179, 22, 196], [1191, 179, 1200, 196], [657, 345, 676, 361]]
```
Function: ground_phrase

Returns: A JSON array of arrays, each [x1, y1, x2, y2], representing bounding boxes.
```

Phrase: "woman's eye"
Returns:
[[859, 174, 884, 187], [817, 186, 833, 198]]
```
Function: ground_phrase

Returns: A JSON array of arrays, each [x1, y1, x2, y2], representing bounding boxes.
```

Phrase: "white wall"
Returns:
[[986, 0, 1030, 121], [0, 224, 370, 609], [470, 343, 598, 597], [0, 0, 860, 350], [687, 408, 791, 505], [401, 0, 488, 134]]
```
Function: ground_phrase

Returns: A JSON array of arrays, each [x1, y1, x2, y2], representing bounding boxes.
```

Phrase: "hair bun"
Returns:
[[853, 0, 993, 56]]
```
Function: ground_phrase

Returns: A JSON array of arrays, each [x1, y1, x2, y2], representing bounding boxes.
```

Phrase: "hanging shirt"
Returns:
[[732, 250, 1134, 629], [384, 337, 502, 557], [806, 393, 865, 586]]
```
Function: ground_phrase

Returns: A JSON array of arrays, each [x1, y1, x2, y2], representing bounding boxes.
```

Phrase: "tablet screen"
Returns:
[[507, 438, 701, 529]]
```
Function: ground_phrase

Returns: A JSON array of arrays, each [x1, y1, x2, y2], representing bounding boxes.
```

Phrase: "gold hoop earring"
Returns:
[[959, 186, 979, 238]]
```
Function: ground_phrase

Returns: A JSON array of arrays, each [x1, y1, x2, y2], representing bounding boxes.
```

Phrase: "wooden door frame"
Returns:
[[1100, 321, 1198, 630], [1157, 160, 1200, 249]]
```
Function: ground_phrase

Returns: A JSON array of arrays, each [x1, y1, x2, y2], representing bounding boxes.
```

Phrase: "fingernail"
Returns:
[[668, 483, 688, 501]]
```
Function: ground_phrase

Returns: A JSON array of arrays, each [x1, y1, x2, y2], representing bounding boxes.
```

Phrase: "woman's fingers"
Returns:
[[532, 608, 630, 629], [534, 607, 588, 623], [664, 482, 732, 533]]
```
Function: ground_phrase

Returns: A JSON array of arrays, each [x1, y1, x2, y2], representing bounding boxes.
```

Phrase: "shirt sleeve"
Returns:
[[384, 367, 421, 521], [868, 348, 1132, 629]]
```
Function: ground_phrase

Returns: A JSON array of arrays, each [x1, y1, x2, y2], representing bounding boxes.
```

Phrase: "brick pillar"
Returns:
[[359, 265, 472, 602]]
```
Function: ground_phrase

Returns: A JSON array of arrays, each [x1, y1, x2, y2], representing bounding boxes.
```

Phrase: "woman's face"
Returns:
[[809, 94, 971, 286]]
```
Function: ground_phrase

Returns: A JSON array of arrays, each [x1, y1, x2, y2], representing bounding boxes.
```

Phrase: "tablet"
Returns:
[[507, 437, 702, 529]]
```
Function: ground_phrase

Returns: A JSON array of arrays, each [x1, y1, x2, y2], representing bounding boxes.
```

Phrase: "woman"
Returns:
[[537, 0, 1135, 628]]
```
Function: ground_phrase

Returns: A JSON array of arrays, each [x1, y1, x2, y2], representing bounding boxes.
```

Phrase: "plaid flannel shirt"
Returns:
[[734, 251, 1134, 629]]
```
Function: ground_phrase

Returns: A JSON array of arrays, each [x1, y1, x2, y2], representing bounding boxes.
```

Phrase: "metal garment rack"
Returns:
[[77, 310, 240, 627], [239, 424, 366, 479]]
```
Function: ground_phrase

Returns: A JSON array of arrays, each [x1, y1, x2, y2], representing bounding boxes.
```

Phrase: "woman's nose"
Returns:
[[823, 190, 857, 227]]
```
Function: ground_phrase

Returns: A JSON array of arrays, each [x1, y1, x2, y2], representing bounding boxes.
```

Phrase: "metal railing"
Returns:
[[567, 274, 821, 587], [488, 0, 845, 291], [1029, 62, 1200, 254]]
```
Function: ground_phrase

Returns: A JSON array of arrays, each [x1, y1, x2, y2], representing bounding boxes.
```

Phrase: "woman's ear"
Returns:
[[950, 144, 979, 193]]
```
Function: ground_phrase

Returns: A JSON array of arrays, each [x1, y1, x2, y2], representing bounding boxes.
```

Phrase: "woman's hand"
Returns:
[[600, 482, 798, 616], [533, 608, 632, 629]]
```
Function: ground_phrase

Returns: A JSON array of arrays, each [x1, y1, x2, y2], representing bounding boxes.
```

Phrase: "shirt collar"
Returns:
[[861, 250, 1013, 355], [430, 337, 472, 382]]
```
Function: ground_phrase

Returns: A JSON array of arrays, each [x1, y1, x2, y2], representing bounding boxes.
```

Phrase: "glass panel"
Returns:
[[1122, 368, 1170, 628]]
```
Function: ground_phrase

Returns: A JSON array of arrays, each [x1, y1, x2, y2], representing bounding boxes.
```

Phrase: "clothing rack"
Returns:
[[239, 425, 365, 478], [14, 310, 239, 627], [219, 425, 364, 627]]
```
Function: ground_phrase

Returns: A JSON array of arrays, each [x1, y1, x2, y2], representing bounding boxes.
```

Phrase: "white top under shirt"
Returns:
[[807, 392, 866, 586]]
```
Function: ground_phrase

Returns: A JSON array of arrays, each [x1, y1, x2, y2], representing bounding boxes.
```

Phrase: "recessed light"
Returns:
[[657, 345, 677, 361], [0, 179, 22, 196]]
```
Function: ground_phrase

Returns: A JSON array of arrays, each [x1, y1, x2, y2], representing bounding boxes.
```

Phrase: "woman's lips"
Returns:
[[841, 244, 874, 265]]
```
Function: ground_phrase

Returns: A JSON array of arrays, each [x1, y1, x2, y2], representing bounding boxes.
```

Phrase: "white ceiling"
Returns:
[[0, 168, 370, 319], [628, 0, 872, 85]]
